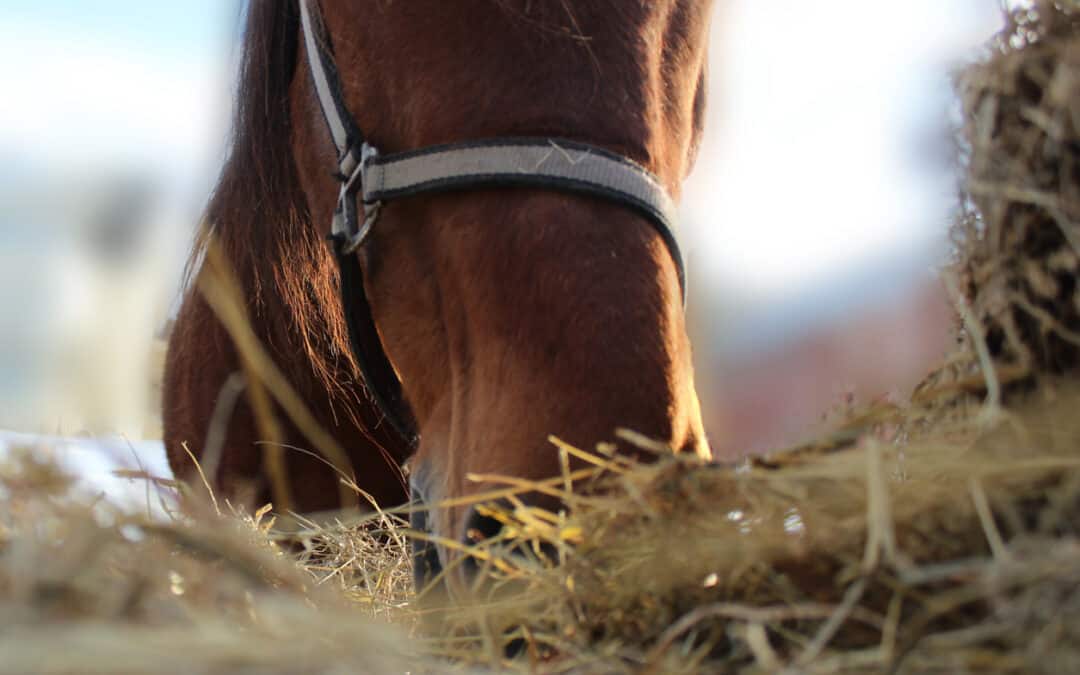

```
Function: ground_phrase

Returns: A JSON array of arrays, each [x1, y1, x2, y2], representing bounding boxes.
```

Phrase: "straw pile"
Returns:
[[6, 2, 1080, 672], [0, 450, 424, 674]]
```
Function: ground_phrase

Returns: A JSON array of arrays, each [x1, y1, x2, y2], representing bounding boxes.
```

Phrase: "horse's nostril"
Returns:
[[464, 506, 506, 544], [462, 503, 561, 579], [410, 485, 446, 597]]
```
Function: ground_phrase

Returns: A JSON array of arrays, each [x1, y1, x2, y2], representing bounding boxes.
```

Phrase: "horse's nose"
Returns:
[[461, 503, 559, 577], [410, 485, 445, 595], [461, 504, 506, 577], [463, 504, 506, 543]]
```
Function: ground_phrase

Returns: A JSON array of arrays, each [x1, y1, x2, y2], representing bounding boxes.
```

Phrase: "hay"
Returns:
[[7, 2, 1080, 672], [0, 450, 428, 674], [955, 0, 1080, 386]]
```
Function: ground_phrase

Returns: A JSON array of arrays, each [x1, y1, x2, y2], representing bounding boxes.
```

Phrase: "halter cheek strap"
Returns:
[[297, 0, 688, 446]]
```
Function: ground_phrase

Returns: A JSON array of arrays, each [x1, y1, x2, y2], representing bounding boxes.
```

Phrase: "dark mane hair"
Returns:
[[191, 0, 363, 414]]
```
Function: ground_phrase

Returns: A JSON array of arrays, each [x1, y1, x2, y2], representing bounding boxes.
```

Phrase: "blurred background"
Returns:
[[0, 1, 1003, 466]]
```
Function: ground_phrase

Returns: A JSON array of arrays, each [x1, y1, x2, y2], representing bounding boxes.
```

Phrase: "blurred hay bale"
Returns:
[[956, 0, 1080, 385], [0, 449, 427, 674], [463, 395, 1080, 673]]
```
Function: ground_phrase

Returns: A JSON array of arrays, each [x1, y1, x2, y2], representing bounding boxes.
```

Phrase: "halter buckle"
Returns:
[[349, 201, 382, 253], [333, 142, 383, 254]]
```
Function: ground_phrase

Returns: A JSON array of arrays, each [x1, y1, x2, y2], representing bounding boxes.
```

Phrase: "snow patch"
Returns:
[[0, 431, 175, 518]]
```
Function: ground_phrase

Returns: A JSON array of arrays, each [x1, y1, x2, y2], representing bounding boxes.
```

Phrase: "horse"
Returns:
[[163, 0, 714, 595]]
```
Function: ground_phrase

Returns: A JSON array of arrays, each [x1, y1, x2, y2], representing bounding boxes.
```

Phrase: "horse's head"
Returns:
[[288, 0, 714, 590]]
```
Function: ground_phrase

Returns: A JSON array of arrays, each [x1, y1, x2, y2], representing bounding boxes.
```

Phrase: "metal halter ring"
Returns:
[[334, 142, 382, 254]]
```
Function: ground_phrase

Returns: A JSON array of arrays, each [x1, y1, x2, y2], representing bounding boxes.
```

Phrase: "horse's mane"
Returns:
[[189, 0, 363, 413]]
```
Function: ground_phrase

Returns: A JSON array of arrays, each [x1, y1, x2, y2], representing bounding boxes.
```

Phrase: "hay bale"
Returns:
[[0, 450, 427, 674], [957, 0, 1080, 384]]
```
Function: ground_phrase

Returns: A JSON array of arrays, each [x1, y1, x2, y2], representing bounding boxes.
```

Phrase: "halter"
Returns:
[[297, 0, 687, 446]]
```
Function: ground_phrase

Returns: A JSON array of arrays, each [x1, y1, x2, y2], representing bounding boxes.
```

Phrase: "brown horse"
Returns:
[[164, 0, 713, 592]]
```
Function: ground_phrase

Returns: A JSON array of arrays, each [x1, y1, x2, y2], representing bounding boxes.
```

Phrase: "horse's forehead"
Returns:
[[322, 1, 704, 23], [312, 0, 712, 172], [319, 1, 711, 65]]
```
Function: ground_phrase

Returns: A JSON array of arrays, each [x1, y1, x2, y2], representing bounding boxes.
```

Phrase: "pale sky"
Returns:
[[0, 0, 1010, 441], [0, 2, 236, 195], [0, 0, 1003, 306], [682, 0, 1001, 300]]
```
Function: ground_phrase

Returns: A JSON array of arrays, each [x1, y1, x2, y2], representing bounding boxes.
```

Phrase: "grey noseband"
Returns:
[[297, 0, 687, 445]]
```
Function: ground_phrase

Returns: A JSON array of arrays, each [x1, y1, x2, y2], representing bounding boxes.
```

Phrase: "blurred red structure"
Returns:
[[706, 278, 954, 460]]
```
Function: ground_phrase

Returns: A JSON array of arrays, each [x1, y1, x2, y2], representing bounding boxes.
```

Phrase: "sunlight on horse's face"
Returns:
[[292, 0, 714, 588]]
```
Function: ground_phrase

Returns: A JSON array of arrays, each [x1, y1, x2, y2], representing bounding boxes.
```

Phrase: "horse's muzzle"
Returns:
[[409, 478, 559, 597]]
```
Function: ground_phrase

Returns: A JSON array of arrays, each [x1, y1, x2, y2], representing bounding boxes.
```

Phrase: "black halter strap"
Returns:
[[297, 0, 687, 447], [299, 0, 418, 445]]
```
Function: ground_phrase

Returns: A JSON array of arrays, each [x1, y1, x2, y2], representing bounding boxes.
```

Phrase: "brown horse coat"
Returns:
[[164, 0, 714, 582]]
